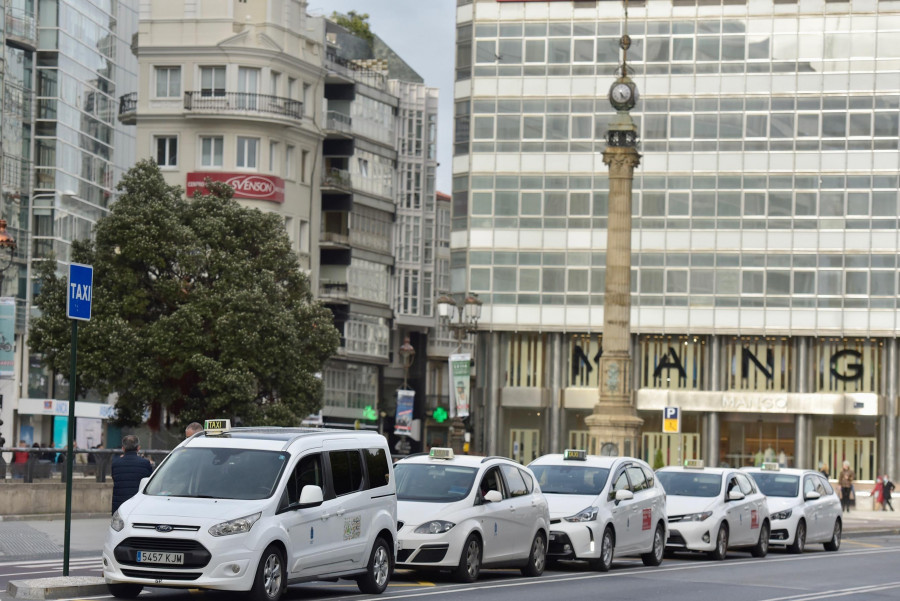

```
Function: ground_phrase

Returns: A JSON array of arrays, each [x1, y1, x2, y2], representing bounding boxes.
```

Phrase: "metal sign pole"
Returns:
[[63, 319, 77, 576]]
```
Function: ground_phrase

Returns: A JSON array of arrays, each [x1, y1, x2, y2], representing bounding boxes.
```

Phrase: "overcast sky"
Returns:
[[306, 0, 456, 194]]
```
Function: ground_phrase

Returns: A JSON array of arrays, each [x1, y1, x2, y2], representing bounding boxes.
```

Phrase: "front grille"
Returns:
[[413, 545, 448, 563], [121, 569, 201, 581], [667, 530, 686, 546], [397, 549, 414, 563], [115, 537, 211, 568], [771, 529, 789, 541], [548, 532, 574, 558], [133, 523, 200, 532], [668, 515, 685, 523]]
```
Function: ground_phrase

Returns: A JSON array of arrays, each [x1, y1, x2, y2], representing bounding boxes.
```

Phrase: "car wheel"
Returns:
[[249, 545, 285, 601], [751, 521, 770, 557], [521, 532, 546, 577], [709, 523, 728, 561], [453, 534, 482, 583], [824, 520, 842, 552], [788, 520, 806, 554], [357, 537, 392, 594], [107, 583, 143, 599], [641, 523, 665, 567], [589, 527, 614, 572]]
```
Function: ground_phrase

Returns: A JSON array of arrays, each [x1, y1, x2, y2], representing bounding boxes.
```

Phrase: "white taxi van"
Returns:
[[103, 420, 397, 601], [743, 463, 843, 553], [657, 460, 770, 560], [528, 451, 668, 571], [394, 448, 550, 582]]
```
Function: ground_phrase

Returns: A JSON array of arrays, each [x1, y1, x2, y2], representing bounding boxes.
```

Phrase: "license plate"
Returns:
[[136, 551, 184, 565]]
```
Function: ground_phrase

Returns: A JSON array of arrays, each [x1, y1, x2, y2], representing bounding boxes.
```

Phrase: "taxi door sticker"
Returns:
[[750, 509, 759, 529], [642, 508, 652, 531], [344, 516, 361, 540]]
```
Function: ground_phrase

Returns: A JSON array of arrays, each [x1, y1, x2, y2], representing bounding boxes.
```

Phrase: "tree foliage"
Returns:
[[331, 10, 374, 45], [30, 160, 340, 430]]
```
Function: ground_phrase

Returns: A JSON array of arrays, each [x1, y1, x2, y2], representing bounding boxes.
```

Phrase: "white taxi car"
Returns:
[[743, 463, 842, 553], [528, 451, 667, 571], [394, 448, 550, 582], [103, 420, 397, 601], [657, 461, 770, 560]]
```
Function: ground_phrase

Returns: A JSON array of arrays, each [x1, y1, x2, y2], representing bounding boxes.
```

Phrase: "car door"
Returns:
[[323, 447, 370, 571], [641, 464, 666, 541], [624, 465, 653, 553], [736, 473, 763, 543], [607, 465, 634, 551], [500, 464, 539, 559], [723, 474, 750, 545], [815, 474, 841, 542], [478, 465, 521, 563], [802, 474, 824, 540]]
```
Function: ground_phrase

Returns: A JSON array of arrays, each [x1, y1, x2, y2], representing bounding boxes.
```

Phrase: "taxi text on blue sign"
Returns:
[[66, 263, 93, 321], [662, 406, 681, 433]]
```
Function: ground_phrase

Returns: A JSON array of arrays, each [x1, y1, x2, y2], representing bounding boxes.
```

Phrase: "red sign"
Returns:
[[186, 172, 285, 203], [642, 508, 652, 531], [751, 509, 759, 529]]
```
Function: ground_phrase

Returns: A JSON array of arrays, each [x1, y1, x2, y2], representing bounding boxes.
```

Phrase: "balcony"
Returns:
[[324, 111, 352, 135], [320, 231, 350, 246], [6, 8, 37, 48], [118, 92, 137, 123], [184, 92, 303, 121], [319, 279, 349, 303], [325, 51, 386, 90], [321, 168, 352, 191]]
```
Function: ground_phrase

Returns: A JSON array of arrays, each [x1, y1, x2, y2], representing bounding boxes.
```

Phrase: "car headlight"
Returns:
[[771, 509, 793, 520], [414, 520, 456, 534], [209, 512, 261, 537], [564, 506, 600, 523], [110, 510, 124, 532], [682, 511, 713, 522]]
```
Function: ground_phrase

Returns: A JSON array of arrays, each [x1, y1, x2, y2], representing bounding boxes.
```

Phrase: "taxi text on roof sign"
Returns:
[[429, 447, 454, 460], [684, 459, 705, 469], [204, 419, 231, 435], [563, 449, 587, 461], [761, 462, 781, 471]]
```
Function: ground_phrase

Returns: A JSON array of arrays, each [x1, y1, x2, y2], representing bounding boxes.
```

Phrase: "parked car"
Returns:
[[393, 448, 550, 582], [528, 450, 667, 571]]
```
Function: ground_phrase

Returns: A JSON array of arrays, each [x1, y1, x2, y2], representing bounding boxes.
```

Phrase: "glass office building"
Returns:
[[455, 0, 900, 479]]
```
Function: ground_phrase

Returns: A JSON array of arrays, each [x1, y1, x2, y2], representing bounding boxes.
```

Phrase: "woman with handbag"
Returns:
[[838, 460, 855, 513]]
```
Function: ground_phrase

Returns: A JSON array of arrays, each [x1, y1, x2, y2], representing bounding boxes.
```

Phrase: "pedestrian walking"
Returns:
[[838, 460, 855, 513], [818, 462, 830, 479], [111, 435, 153, 514], [883, 475, 895, 512], [874, 475, 884, 510]]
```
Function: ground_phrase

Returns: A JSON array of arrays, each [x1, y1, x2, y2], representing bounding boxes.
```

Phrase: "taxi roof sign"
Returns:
[[684, 459, 705, 469], [204, 419, 231, 436], [563, 449, 587, 461], [761, 462, 780, 471], [430, 447, 454, 460]]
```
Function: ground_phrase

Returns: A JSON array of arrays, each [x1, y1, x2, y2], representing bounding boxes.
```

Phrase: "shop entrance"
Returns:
[[816, 436, 877, 481], [643, 433, 700, 468], [720, 413, 795, 468], [510, 429, 540, 464]]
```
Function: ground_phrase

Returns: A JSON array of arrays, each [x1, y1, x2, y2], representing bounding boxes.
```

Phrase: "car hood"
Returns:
[[543, 493, 600, 519], [666, 496, 718, 517], [121, 494, 269, 522], [398, 499, 476, 528], [765, 497, 798, 514]]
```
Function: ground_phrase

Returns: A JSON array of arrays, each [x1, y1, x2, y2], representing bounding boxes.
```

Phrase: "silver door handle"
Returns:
[[321, 513, 332, 520], [508, 506, 516, 512], [336, 509, 346, 517]]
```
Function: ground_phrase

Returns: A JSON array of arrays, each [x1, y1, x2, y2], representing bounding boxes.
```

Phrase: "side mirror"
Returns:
[[139, 477, 150, 493], [297, 485, 324, 508], [804, 490, 821, 501], [484, 490, 503, 503], [615, 489, 634, 502], [728, 490, 745, 501]]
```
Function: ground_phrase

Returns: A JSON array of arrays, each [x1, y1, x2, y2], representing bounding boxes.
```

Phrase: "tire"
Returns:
[[357, 537, 392, 594], [824, 520, 842, 552], [788, 520, 806, 554], [589, 527, 614, 572], [521, 532, 546, 577], [751, 521, 770, 558], [641, 523, 665, 567], [107, 583, 143, 599], [709, 524, 728, 561], [249, 545, 285, 601], [453, 534, 482, 583]]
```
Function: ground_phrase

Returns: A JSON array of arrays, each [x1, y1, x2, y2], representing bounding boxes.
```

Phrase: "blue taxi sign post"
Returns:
[[63, 263, 92, 576]]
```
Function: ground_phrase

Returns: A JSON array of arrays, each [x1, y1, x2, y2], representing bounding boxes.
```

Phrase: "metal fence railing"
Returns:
[[0, 448, 171, 483]]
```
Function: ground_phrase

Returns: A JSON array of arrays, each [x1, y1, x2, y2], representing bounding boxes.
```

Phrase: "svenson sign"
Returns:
[[186, 172, 285, 203]]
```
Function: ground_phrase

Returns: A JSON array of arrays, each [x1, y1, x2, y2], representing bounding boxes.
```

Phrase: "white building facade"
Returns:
[[455, 0, 900, 480]]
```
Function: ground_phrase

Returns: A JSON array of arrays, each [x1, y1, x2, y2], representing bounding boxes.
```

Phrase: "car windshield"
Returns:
[[529, 465, 610, 495], [145, 447, 289, 500], [394, 463, 478, 502], [657, 471, 723, 497], [750, 473, 800, 498]]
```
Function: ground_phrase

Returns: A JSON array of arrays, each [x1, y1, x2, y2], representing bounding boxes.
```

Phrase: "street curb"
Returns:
[[843, 527, 900, 538], [7, 577, 107, 600]]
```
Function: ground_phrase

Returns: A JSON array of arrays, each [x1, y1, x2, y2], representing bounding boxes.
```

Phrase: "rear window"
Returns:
[[657, 471, 722, 497], [364, 447, 391, 489]]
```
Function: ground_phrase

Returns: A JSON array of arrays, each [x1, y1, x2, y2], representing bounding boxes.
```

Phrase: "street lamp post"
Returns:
[[437, 293, 482, 454]]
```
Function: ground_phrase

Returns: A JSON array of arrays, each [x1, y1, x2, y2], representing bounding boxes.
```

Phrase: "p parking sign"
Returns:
[[662, 406, 681, 433]]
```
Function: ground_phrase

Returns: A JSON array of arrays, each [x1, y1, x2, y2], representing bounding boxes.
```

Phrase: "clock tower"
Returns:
[[585, 1, 644, 458]]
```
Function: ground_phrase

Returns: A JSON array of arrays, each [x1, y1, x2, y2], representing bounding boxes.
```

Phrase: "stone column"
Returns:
[[586, 144, 643, 456], [487, 331, 501, 456], [796, 337, 809, 469], [549, 333, 562, 454], [886, 337, 897, 480]]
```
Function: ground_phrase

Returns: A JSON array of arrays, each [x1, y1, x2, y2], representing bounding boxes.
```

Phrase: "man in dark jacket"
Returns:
[[111, 435, 153, 513]]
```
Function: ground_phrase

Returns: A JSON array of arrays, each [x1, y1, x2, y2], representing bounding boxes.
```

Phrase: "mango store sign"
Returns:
[[186, 172, 285, 203]]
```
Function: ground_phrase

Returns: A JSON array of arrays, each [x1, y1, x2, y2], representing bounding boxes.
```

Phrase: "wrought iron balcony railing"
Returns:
[[118, 92, 137, 115], [184, 91, 303, 119]]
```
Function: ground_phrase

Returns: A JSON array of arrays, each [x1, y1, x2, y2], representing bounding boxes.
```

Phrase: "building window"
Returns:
[[155, 136, 177, 167], [285, 145, 295, 179], [200, 66, 226, 97], [269, 141, 279, 173], [155, 66, 181, 98], [236, 137, 258, 169], [303, 82, 311, 116], [270, 71, 280, 96], [300, 149, 308, 183], [200, 136, 223, 167]]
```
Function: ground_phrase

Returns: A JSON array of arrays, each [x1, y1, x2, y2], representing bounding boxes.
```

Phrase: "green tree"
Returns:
[[653, 447, 665, 470], [30, 160, 340, 430], [331, 10, 374, 45]]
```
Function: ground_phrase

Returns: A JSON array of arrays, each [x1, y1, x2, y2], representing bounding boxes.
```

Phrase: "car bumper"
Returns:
[[665, 520, 717, 552], [769, 514, 801, 545], [547, 522, 603, 560], [397, 530, 465, 569]]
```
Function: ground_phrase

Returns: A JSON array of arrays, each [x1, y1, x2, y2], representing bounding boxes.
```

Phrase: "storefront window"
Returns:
[[813, 338, 882, 393], [638, 335, 706, 389], [723, 336, 791, 391], [567, 333, 602, 388]]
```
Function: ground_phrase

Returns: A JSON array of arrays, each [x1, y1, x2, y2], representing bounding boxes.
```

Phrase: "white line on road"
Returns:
[[754, 581, 900, 601]]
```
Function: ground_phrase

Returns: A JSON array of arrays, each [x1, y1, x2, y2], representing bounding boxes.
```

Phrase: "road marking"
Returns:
[[754, 580, 900, 601]]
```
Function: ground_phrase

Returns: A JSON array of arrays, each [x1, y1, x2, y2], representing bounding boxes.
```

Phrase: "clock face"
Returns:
[[600, 442, 619, 457], [611, 83, 632, 104]]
